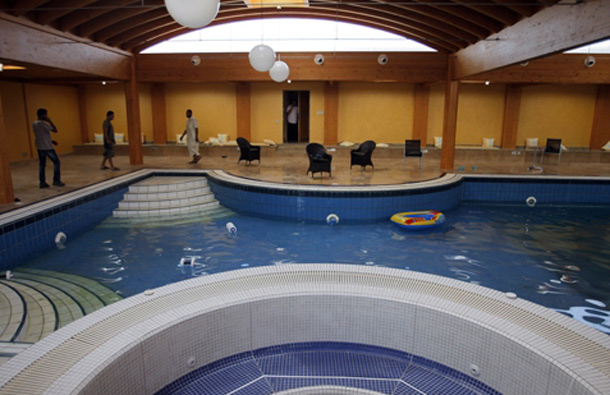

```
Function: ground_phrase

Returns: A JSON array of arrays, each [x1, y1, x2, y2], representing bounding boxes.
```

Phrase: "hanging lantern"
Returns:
[[269, 61, 290, 82], [249, 44, 276, 72], [165, 0, 220, 29]]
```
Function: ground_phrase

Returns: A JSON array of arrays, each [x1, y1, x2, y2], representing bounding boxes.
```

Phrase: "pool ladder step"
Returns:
[[0, 269, 121, 345], [113, 177, 223, 218]]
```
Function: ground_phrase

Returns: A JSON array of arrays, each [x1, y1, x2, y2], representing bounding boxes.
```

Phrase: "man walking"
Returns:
[[180, 109, 201, 164], [32, 108, 64, 188], [100, 110, 120, 170]]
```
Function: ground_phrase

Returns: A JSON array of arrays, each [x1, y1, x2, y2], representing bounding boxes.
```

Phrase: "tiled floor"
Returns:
[[2, 144, 610, 214]]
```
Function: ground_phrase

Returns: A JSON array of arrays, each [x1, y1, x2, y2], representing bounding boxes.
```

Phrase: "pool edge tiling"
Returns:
[[0, 265, 608, 395]]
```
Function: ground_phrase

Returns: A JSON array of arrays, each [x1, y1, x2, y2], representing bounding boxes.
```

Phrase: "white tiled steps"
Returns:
[[113, 176, 224, 218], [0, 269, 122, 346]]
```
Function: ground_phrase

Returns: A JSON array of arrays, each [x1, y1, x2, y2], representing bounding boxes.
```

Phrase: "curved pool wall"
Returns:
[[0, 265, 608, 394], [1, 169, 610, 267]]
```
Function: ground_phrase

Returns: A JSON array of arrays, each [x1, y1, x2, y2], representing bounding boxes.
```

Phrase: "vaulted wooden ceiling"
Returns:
[[2, 0, 562, 54]]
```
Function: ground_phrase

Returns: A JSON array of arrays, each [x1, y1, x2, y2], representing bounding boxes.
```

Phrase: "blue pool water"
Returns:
[[24, 203, 610, 333]]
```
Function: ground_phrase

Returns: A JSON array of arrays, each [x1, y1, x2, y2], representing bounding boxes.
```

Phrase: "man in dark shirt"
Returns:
[[100, 110, 119, 170], [32, 108, 64, 188]]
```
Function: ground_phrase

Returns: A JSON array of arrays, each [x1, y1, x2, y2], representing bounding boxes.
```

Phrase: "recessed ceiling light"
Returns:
[[2, 65, 26, 71]]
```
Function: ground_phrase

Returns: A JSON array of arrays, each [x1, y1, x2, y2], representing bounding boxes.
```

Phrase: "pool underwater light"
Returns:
[[226, 222, 237, 236], [55, 231, 67, 249], [326, 213, 339, 225]]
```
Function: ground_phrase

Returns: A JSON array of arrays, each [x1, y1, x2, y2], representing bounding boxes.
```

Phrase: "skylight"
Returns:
[[142, 18, 436, 54], [565, 39, 610, 54]]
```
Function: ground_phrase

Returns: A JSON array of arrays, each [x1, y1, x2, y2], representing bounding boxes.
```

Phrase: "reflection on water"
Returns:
[[23, 204, 610, 334]]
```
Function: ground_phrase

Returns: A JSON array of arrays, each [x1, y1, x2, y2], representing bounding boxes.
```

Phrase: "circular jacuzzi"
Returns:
[[0, 265, 608, 394]]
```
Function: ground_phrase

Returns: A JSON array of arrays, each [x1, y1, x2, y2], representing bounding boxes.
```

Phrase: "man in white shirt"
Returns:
[[286, 101, 298, 142], [179, 109, 201, 164]]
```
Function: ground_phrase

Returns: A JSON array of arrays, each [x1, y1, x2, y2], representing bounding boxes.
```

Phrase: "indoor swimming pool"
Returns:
[[23, 203, 610, 334]]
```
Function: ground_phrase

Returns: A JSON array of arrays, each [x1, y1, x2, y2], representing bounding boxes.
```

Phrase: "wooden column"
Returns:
[[501, 84, 522, 149], [440, 58, 459, 171], [0, 93, 15, 204], [590, 85, 610, 150], [77, 85, 89, 144], [151, 83, 167, 144], [125, 58, 143, 165], [324, 82, 339, 146], [412, 84, 430, 143], [235, 82, 251, 140]]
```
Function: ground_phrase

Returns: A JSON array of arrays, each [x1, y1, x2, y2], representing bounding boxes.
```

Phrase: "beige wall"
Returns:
[[456, 84, 505, 146], [24, 84, 80, 156], [1, 80, 603, 163], [518, 85, 597, 147], [250, 81, 325, 144], [85, 84, 127, 142], [164, 82, 237, 143], [0, 82, 31, 162], [428, 84, 445, 146], [338, 82, 414, 144]]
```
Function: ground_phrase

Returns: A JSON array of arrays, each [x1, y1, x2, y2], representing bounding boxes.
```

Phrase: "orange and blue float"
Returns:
[[390, 211, 446, 230]]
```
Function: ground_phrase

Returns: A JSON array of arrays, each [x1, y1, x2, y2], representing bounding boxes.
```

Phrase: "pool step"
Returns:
[[113, 176, 223, 218], [103, 206, 235, 228], [0, 269, 121, 345]]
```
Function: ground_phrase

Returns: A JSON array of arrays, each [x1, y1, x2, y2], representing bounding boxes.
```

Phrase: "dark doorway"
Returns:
[[283, 90, 310, 143]]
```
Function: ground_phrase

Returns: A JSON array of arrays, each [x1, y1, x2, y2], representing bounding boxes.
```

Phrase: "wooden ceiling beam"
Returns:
[[59, 0, 140, 31], [130, 9, 461, 53], [0, 12, 131, 79], [411, 0, 504, 33], [349, 0, 481, 44], [9, 0, 50, 17], [454, 0, 610, 79], [490, 0, 539, 18], [95, 8, 167, 42], [452, 0, 520, 26], [463, 54, 610, 84], [111, 16, 176, 48], [136, 52, 447, 83], [37, 0, 97, 26], [381, 1, 491, 40]]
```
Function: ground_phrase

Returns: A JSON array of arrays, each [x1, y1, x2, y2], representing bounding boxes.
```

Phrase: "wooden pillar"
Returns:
[[590, 85, 610, 150], [412, 84, 430, 143], [125, 58, 143, 165], [235, 82, 251, 140], [440, 57, 459, 171], [0, 93, 15, 204], [324, 81, 339, 146], [151, 83, 167, 144], [77, 85, 89, 144], [501, 84, 522, 149]]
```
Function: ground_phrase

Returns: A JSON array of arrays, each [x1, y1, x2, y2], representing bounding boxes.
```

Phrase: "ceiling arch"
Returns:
[[1, 0, 560, 53]]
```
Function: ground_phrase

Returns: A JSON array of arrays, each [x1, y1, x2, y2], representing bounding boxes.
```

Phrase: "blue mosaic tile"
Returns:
[[156, 342, 502, 395]]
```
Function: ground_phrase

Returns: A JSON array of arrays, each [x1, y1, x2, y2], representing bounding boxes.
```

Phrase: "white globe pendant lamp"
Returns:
[[269, 60, 290, 82], [249, 44, 276, 72], [165, 0, 220, 29]]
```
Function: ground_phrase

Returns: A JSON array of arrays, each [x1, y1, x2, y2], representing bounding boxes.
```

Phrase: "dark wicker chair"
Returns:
[[541, 138, 562, 164], [350, 140, 376, 171], [236, 137, 261, 165], [306, 143, 332, 178], [404, 139, 423, 170]]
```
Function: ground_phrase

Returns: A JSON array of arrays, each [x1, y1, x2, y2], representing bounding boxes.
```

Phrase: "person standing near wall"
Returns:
[[100, 111, 120, 171], [32, 108, 64, 188], [286, 101, 298, 142], [179, 109, 201, 164]]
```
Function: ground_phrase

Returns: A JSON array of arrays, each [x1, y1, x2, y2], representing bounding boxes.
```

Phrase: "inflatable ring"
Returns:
[[390, 211, 446, 230]]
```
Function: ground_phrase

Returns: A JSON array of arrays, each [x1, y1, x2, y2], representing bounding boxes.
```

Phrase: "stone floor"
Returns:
[[2, 143, 610, 214]]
